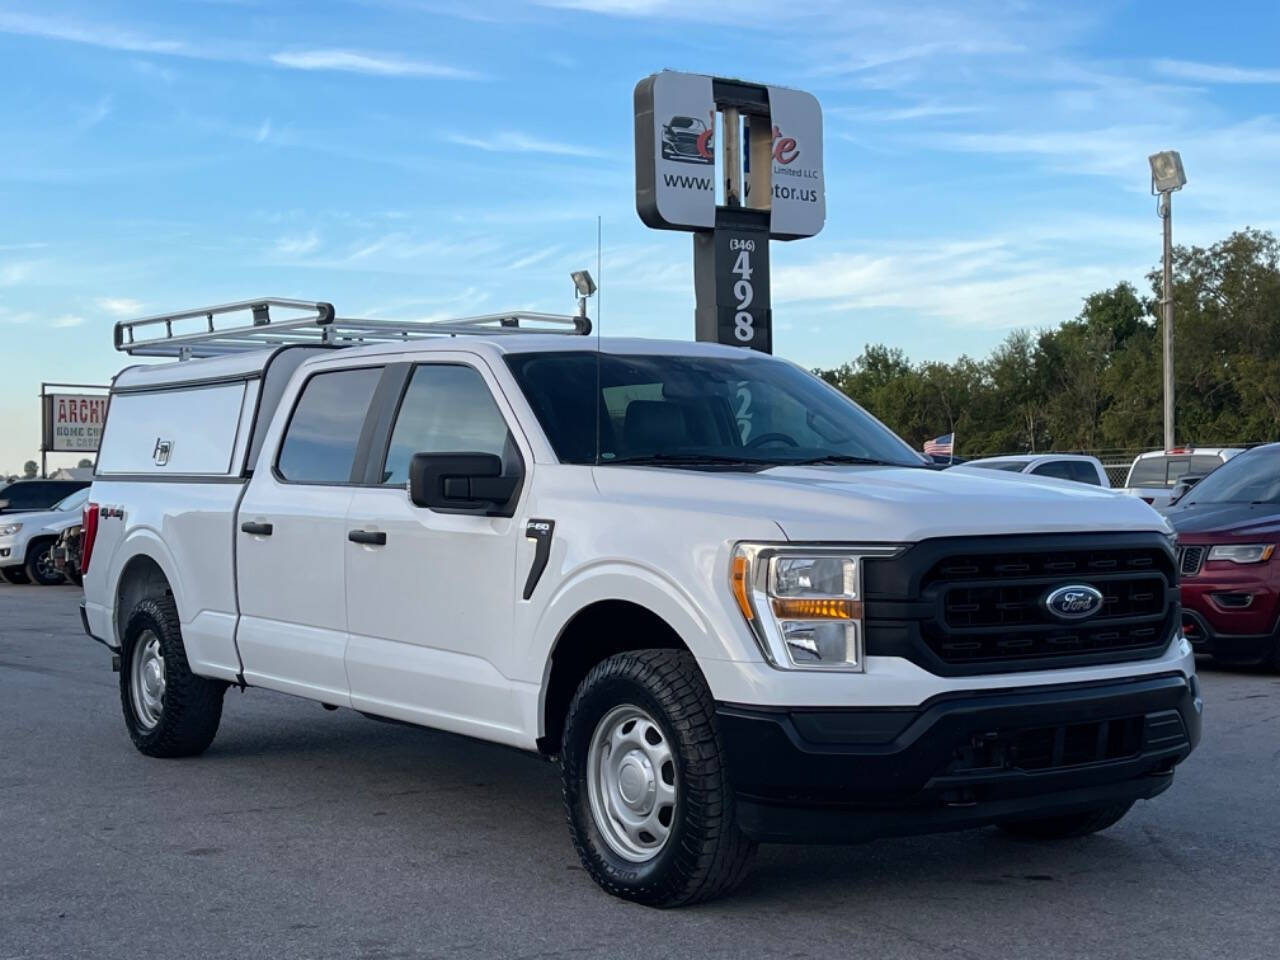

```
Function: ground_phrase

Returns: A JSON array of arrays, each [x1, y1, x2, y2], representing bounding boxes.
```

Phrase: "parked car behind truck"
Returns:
[[0, 486, 89, 584], [82, 298, 1201, 906], [1167, 443, 1280, 670], [961, 454, 1110, 487], [1124, 447, 1243, 510]]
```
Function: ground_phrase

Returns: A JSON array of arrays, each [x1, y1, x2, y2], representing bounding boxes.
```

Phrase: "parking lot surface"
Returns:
[[2, 582, 1278, 960]]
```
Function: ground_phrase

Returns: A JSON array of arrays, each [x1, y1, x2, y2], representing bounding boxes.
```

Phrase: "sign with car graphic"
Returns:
[[634, 71, 825, 354], [635, 71, 717, 231]]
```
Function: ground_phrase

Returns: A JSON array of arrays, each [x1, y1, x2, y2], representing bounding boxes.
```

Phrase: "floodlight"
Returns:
[[571, 270, 597, 297], [1148, 150, 1186, 193]]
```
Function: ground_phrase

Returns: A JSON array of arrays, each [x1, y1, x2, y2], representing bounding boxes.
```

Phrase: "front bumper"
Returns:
[[717, 672, 1201, 843], [1181, 607, 1276, 664], [1180, 568, 1279, 664]]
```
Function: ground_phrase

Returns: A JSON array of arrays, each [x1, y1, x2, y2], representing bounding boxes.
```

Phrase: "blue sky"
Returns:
[[2, 0, 1279, 472]]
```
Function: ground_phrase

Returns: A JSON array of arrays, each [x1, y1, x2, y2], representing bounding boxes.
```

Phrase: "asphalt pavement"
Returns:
[[2, 582, 1278, 960]]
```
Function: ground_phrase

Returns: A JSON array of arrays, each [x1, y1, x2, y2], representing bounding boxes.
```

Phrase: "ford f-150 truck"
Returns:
[[81, 298, 1201, 906]]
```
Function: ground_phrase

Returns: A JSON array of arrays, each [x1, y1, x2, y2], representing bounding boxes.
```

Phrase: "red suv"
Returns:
[[1166, 443, 1280, 670]]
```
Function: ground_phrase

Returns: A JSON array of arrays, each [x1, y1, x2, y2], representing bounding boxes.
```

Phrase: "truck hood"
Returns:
[[593, 464, 1166, 542]]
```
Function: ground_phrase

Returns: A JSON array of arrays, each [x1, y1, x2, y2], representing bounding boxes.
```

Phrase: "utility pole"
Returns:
[[1148, 150, 1186, 452], [1160, 191, 1174, 451]]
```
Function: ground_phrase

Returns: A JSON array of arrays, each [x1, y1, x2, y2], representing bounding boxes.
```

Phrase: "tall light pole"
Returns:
[[1149, 150, 1186, 451]]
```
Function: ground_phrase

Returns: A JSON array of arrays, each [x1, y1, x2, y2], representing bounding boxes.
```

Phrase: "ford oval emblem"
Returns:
[[1044, 584, 1104, 621]]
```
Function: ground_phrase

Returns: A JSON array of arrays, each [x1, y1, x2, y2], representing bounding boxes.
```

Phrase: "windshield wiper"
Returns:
[[779, 455, 905, 467], [606, 453, 772, 468]]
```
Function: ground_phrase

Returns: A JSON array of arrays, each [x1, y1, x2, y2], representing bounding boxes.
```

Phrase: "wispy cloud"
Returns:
[[510, 246, 562, 270], [0, 261, 38, 286], [255, 118, 272, 143], [0, 10, 187, 55], [0, 12, 478, 82], [80, 95, 113, 129], [270, 49, 480, 79], [96, 297, 144, 317], [52, 315, 86, 328], [274, 231, 321, 256], [443, 131, 603, 158], [1152, 59, 1280, 85]]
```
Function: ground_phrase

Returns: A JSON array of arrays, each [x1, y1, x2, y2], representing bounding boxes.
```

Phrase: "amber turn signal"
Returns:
[[770, 597, 862, 621]]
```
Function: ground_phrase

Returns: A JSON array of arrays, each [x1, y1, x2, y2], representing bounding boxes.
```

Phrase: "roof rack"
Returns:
[[113, 297, 592, 358]]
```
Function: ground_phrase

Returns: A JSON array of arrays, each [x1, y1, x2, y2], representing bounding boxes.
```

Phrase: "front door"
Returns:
[[236, 364, 384, 704], [344, 359, 527, 740]]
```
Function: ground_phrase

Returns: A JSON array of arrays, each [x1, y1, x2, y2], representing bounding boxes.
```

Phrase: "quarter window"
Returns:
[[381, 364, 514, 486], [277, 367, 382, 483]]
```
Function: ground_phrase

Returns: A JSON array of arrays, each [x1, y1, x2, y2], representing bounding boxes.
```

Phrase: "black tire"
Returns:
[[24, 538, 64, 585], [1, 567, 29, 585], [998, 801, 1135, 840], [561, 649, 757, 907], [119, 596, 226, 757]]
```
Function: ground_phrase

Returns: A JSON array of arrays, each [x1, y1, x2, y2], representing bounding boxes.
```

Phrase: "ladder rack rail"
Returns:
[[114, 298, 592, 358]]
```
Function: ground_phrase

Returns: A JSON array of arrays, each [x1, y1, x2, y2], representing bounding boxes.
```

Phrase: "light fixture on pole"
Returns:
[[1149, 150, 1186, 452], [571, 269, 596, 322]]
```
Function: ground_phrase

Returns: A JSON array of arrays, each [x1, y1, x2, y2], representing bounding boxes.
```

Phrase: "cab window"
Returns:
[[277, 367, 383, 484], [380, 364, 515, 486]]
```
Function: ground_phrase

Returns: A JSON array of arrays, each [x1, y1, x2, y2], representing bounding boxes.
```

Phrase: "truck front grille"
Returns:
[[863, 534, 1179, 676]]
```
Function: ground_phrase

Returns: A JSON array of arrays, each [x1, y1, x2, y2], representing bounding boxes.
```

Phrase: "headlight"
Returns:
[[0, 522, 21, 536], [1208, 544, 1275, 565], [731, 544, 901, 671]]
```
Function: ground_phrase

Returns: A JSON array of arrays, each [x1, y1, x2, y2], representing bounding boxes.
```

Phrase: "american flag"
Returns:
[[923, 433, 954, 457]]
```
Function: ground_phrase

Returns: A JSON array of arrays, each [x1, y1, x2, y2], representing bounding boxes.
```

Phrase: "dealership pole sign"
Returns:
[[635, 71, 824, 353]]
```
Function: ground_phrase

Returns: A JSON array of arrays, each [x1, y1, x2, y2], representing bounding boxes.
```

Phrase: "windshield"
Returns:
[[53, 487, 90, 512], [970, 461, 1025, 473], [504, 351, 925, 468], [1128, 454, 1224, 489], [669, 117, 704, 131], [1181, 446, 1280, 504]]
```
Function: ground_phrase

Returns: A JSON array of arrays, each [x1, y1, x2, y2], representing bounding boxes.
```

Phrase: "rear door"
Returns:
[[344, 357, 528, 741], [235, 363, 384, 704]]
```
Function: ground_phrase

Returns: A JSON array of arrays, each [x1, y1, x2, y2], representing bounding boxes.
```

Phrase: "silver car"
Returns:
[[0, 486, 89, 585]]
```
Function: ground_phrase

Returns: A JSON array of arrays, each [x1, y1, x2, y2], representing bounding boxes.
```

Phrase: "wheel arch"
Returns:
[[537, 599, 693, 756], [113, 550, 179, 647]]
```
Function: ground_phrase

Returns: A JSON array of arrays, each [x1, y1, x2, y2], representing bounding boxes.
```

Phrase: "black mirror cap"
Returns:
[[408, 452, 521, 516]]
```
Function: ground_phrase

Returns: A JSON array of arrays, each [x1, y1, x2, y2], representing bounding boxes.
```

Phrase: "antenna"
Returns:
[[596, 215, 602, 466]]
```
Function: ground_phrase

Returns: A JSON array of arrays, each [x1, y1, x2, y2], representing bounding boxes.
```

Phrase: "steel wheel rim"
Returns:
[[130, 630, 165, 729], [586, 704, 678, 863]]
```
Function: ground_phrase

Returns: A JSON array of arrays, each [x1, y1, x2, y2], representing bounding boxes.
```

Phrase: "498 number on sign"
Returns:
[[730, 240, 755, 343]]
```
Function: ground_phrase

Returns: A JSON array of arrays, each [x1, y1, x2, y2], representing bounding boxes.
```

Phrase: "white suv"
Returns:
[[80, 299, 1202, 905]]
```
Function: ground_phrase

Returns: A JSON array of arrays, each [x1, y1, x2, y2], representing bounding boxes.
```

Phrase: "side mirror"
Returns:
[[1170, 475, 1204, 505], [408, 452, 521, 516]]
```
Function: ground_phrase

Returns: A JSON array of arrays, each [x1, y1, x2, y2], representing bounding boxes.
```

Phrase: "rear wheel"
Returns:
[[120, 596, 226, 757], [561, 649, 757, 907], [1, 567, 29, 585], [25, 538, 65, 585], [998, 801, 1134, 840]]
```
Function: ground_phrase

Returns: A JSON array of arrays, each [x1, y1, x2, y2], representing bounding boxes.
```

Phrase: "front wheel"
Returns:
[[120, 597, 227, 757], [998, 801, 1135, 840], [561, 649, 757, 907]]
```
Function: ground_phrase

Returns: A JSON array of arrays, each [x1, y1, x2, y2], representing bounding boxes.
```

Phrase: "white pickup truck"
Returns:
[[81, 298, 1201, 906]]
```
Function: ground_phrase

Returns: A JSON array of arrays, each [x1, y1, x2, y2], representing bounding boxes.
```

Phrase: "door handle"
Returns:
[[240, 521, 273, 536], [348, 529, 387, 546]]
